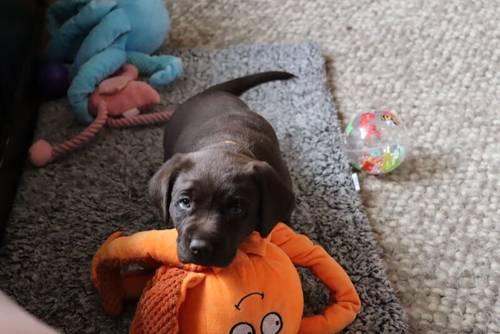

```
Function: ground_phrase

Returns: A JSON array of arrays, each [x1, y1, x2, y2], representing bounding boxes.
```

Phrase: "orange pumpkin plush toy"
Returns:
[[91, 223, 361, 334]]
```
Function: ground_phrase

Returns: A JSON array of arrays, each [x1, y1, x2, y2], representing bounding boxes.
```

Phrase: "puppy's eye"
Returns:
[[177, 197, 192, 210], [227, 200, 245, 216]]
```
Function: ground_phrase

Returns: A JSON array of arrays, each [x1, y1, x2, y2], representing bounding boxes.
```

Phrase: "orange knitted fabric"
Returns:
[[130, 266, 187, 334]]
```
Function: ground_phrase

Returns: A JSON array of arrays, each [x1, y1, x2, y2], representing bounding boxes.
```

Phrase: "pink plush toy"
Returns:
[[30, 65, 175, 167]]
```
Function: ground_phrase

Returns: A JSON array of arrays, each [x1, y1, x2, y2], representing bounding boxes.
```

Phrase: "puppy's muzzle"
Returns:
[[177, 232, 233, 267]]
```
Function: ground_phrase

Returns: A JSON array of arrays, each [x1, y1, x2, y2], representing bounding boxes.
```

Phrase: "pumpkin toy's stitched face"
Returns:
[[176, 233, 303, 334], [229, 292, 283, 334]]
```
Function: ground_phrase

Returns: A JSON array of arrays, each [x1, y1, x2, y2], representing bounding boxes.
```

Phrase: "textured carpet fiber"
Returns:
[[0, 44, 406, 332], [161, 1, 500, 333]]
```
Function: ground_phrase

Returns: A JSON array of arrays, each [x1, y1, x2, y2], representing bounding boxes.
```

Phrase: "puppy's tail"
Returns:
[[204, 71, 295, 96]]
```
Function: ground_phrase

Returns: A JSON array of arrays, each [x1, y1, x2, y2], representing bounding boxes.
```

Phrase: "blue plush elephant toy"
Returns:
[[46, 0, 182, 124]]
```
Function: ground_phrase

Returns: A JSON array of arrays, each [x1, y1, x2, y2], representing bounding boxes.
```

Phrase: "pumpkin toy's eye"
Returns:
[[230, 322, 255, 334], [261, 312, 283, 334]]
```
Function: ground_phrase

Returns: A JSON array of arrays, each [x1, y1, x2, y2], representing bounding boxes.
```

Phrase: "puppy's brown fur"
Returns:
[[150, 72, 295, 267]]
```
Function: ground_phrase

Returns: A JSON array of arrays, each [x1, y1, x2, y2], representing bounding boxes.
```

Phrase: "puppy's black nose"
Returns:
[[189, 239, 213, 256]]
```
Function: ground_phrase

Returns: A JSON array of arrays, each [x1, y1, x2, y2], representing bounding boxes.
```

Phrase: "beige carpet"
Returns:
[[165, 1, 500, 333]]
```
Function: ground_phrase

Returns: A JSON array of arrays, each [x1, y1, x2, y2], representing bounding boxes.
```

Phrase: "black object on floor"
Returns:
[[0, 0, 45, 243]]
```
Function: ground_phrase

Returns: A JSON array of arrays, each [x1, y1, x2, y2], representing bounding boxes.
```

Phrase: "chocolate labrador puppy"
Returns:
[[149, 72, 295, 267]]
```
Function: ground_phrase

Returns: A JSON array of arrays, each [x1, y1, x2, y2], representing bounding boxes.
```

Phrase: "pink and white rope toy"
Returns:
[[30, 65, 175, 167]]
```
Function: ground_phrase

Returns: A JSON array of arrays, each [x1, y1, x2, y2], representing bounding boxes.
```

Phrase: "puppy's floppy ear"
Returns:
[[248, 161, 295, 237], [149, 154, 191, 223]]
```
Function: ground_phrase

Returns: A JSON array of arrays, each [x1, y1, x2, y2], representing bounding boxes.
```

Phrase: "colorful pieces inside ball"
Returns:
[[344, 111, 408, 175]]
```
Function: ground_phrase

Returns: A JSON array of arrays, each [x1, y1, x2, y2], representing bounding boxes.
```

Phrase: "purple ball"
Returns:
[[38, 63, 70, 99]]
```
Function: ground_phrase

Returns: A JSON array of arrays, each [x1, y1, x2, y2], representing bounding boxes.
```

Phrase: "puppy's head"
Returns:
[[149, 150, 294, 267]]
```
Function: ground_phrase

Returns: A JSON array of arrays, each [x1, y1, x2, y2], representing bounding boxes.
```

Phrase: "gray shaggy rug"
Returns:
[[0, 43, 407, 333]]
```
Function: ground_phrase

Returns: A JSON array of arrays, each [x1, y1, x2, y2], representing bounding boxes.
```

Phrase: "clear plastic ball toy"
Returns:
[[344, 110, 408, 175]]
